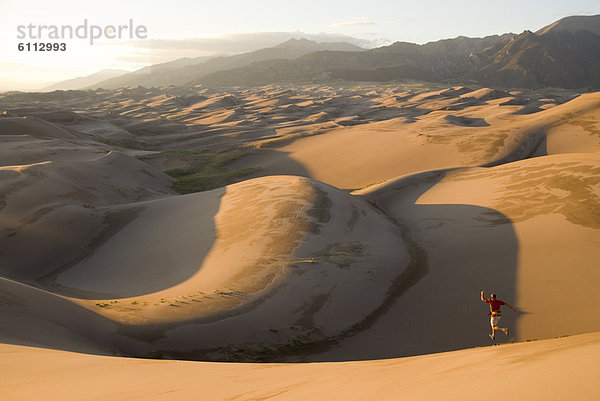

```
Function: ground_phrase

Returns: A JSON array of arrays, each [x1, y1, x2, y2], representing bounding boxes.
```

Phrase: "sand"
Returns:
[[2, 333, 600, 401], [1, 84, 599, 398]]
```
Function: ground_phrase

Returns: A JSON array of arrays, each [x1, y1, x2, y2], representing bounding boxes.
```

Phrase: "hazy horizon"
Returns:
[[1, 0, 599, 91]]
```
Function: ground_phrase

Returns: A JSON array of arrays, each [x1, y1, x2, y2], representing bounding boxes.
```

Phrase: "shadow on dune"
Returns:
[[305, 169, 520, 361], [444, 114, 490, 127], [227, 147, 314, 183], [0, 277, 122, 356], [483, 131, 547, 168], [33, 190, 226, 299]]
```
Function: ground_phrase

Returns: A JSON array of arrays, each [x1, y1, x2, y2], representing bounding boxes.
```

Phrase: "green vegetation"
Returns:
[[93, 135, 122, 148], [215, 289, 245, 296], [94, 135, 157, 151], [244, 124, 334, 149], [139, 149, 258, 193]]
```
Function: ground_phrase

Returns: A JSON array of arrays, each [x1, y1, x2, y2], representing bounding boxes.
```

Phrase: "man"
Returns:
[[480, 291, 516, 340]]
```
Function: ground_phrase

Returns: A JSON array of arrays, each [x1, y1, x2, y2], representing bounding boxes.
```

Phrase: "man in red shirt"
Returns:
[[480, 291, 516, 339]]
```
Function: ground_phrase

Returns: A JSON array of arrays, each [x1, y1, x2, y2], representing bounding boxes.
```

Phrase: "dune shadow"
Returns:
[[306, 169, 520, 361], [0, 277, 124, 356], [226, 147, 314, 183], [511, 100, 548, 115], [445, 114, 490, 127], [443, 98, 488, 111], [392, 105, 432, 123], [483, 130, 547, 167], [35, 190, 226, 300]]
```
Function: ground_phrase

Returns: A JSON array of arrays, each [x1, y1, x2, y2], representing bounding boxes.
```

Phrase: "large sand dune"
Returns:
[[329, 152, 600, 360], [230, 89, 600, 190], [1, 164, 411, 360], [2, 333, 600, 400], [1, 84, 599, 398]]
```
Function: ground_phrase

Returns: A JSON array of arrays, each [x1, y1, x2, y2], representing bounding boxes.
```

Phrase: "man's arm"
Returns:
[[480, 291, 486, 302], [503, 302, 517, 312]]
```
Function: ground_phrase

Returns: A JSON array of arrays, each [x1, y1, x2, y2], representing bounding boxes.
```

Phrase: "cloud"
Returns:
[[113, 51, 154, 64], [329, 18, 377, 29], [112, 31, 381, 60], [551, 9, 597, 17]]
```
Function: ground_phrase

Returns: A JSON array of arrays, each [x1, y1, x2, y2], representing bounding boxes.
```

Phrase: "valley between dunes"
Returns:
[[1, 84, 599, 399]]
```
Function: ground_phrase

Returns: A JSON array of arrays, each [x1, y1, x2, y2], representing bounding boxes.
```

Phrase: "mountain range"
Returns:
[[49, 14, 600, 90], [42, 69, 128, 91], [81, 39, 363, 90]]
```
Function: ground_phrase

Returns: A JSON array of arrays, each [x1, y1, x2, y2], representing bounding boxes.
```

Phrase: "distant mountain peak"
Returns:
[[285, 38, 311, 43], [536, 14, 600, 36], [42, 68, 129, 91], [274, 37, 362, 52], [275, 38, 318, 48], [509, 30, 537, 43]]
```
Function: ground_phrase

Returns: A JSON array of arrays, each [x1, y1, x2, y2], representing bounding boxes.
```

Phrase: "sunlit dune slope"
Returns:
[[2, 332, 600, 401], [230, 89, 600, 190]]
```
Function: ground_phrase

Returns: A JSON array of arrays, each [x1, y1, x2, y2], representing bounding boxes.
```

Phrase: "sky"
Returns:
[[1, 0, 599, 91]]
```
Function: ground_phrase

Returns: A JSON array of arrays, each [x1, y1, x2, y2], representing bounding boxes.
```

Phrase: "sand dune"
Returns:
[[1, 147, 411, 360], [0, 134, 175, 286], [2, 333, 600, 401], [230, 87, 595, 189], [0, 116, 78, 140], [327, 152, 600, 360], [1, 84, 599, 397], [0, 277, 116, 353]]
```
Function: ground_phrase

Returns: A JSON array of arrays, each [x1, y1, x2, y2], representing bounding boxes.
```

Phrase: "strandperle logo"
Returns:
[[16, 19, 148, 45]]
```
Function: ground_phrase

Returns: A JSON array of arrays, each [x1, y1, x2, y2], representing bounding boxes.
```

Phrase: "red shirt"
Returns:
[[485, 299, 505, 313]]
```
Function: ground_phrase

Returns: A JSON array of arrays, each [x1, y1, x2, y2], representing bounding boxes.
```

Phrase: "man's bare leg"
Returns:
[[492, 326, 509, 337]]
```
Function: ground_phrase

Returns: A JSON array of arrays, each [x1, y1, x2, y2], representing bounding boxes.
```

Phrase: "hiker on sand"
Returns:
[[480, 291, 516, 340]]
